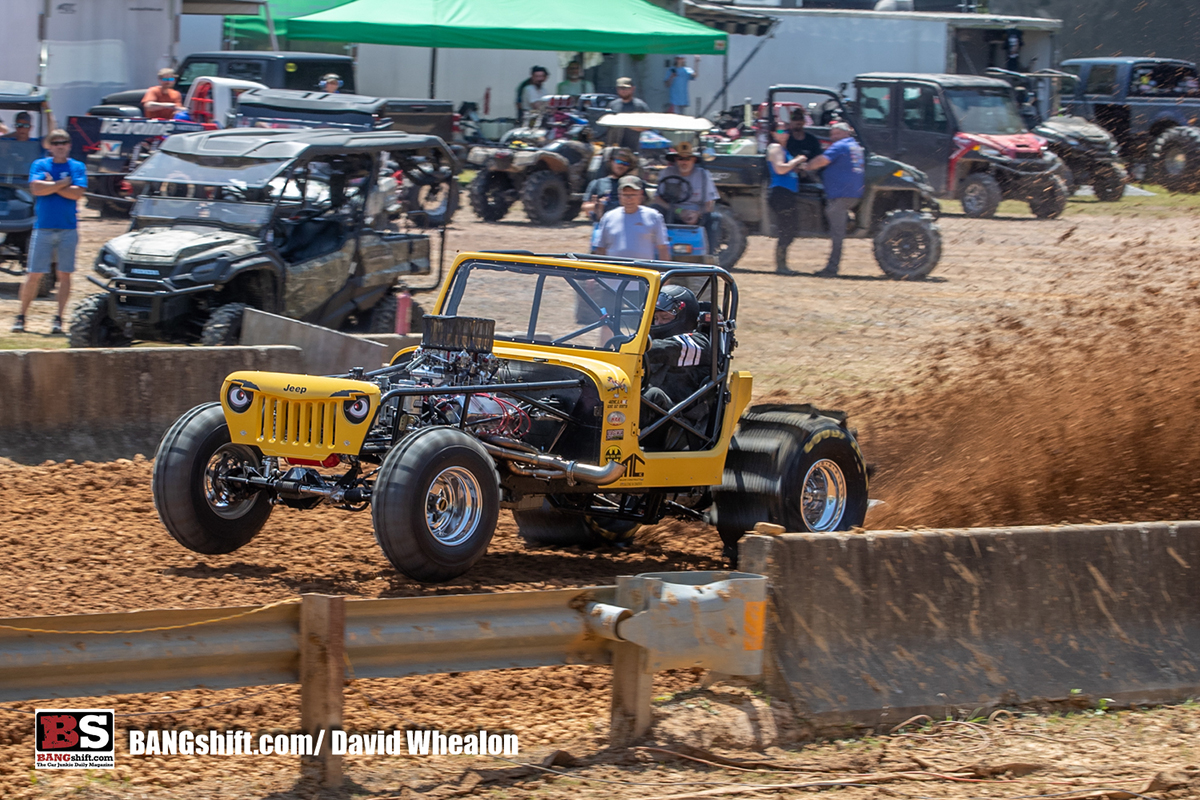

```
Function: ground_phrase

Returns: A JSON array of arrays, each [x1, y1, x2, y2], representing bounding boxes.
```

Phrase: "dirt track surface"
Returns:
[[6, 192, 1200, 797]]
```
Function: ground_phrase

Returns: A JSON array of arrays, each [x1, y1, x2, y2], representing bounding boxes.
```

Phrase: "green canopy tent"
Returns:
[[286, 0, 728, 55]]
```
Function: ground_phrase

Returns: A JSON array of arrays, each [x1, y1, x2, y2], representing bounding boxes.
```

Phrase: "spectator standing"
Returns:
[[799, 122, 864, 277], [766, 124, 807, 274], [664, 56, 699, 114], [142, 68, 184, 120], [785, 112, 823, 162], [594, 176, 670, 261], [13, 129, 85, 334], [608, 77, 651, 151], [516, 65, 550, 119], [556, 61, 594, 96], [1, 108, 54, 142]]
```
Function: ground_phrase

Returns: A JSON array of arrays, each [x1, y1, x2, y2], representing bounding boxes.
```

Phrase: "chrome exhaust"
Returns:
[[481, 441, 625, 486]]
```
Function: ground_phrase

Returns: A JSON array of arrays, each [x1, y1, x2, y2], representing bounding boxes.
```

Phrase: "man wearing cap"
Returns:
[[594, 175, 670, 261], [13, 128, 85, 334], [664, 56, 699, 114], [798, 121, 865, 277], [1, 110, 40, 141], [607, 77, 651, 151], [320, 73, 343, 93], [653, 141, 719, 224], [142, 68, 183, 120]]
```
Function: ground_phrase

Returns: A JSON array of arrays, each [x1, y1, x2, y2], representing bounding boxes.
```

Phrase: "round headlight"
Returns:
[[343, 396, 372, 424], [227, 385, 254, 413]]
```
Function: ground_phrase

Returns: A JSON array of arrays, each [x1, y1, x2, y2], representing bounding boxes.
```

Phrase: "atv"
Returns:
[[152, 252, 870, 583], [465, 95, 609, 225], [71, 128, 448, 347], [986, 68, 1127, 201]]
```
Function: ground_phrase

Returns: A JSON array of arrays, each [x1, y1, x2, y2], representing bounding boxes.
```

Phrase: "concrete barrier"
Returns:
[[239, 309, 419, 375], [740, 523, 1200, 736], [0, 346, 303, 463]]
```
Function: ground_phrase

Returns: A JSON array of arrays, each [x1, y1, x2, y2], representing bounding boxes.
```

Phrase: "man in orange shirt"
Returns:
[[142, 68, 183, 119]]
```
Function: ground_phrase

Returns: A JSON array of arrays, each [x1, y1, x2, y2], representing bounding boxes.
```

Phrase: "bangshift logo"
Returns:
[[35, 710, 115, 769]]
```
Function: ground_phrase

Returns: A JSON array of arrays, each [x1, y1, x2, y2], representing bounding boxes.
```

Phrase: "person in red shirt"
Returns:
[[142, 68, 183, 120]]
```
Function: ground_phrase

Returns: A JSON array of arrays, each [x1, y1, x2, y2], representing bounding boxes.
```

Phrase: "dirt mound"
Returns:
[[864, 296, 1200, 529]]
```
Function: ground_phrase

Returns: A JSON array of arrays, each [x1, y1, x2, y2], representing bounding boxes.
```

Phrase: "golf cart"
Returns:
[[985, 68, 1127, 201], [850, 73, 1068, 219], [593, 112, 738, 266], [708, 86, 944, 279], [0, 81, 57, 295], [70, 129, 445, 347]]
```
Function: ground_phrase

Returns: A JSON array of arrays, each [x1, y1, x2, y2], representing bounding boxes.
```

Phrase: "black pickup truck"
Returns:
[[1060, 57, 1200, 192]]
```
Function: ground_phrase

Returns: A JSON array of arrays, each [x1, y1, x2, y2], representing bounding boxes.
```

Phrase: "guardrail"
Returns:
[[0, 571, 765, 786]]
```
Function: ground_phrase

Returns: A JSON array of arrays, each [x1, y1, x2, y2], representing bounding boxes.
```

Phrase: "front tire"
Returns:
[[1092, 163, 1128, 202], [152, 403, 272, 555], [372, 427, 500, 583], [959, 173, 1002, 218], [709, 206, 748, 270], [468, 170, 513, 222], [68, 293, 132, 348], [1151, 126, 1200, 193], [521, 170, 570, 225], [713, 406, 868, 563], [200, 303, 248, 346], [1029, 175, 1068, 219], [873, 209, 941, 280]]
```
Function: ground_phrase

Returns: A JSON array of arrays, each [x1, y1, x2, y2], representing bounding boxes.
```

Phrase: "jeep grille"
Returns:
[[257, 396, 339, 450]]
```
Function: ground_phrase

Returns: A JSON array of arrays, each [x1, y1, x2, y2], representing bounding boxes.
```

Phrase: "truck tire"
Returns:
[[468, 170, 513, 222], [710, 206, 748, 270], [521, 170, 570, 225], [366, 293, 396, 334], [1151, 126, 1200, 193], [405, 177, 460, 228], [152, 402, 273, 555], [68, 294, 132, 348], [1092, 163, 1128, 202], [562, 199, 583, 223], [959, 173, 1002, 218], [200, 303, 248, 346], [872, 210, 941, 280], [372, 426, 499, 583], [1029, 175, 1068, 219], [712, 405, 868, 564], [514, 497, 639, 548]]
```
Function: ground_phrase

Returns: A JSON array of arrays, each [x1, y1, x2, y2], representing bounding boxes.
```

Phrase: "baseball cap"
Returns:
[[617, 175, 644, 190], [667, 141, 697, 160], [830, 121, 854, 133], [616, 77, 634, 89], [157, 68, 176, 80]]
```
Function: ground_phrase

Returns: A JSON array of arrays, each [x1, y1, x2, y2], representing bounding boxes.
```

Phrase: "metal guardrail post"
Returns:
[[300, 594, 344, 788], [608, 575, 654, 747]]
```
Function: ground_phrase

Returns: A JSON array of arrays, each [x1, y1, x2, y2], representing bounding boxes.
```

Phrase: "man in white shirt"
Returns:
[[516, 66, 550, 119], [594, 176, 670, 261]]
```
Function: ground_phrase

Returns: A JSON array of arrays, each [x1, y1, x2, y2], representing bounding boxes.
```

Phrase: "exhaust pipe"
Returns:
[[481, 440, 625, 485]]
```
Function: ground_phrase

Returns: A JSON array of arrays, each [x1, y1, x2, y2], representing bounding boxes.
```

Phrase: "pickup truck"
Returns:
[[1060, 57, 1200, 192]]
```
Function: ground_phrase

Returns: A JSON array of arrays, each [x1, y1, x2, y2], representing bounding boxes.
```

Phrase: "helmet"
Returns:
[[651, 284, 698, 339]]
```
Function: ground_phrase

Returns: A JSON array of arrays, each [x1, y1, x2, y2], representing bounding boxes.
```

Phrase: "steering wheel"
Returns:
[[657, 175, 692, 206]]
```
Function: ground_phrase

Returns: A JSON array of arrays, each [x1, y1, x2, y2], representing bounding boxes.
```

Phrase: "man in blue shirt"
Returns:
[[664, 56, 698, 114], [594, 176, 670, 261], [14, 129, 86, 334], [799, 122, 864, 277]]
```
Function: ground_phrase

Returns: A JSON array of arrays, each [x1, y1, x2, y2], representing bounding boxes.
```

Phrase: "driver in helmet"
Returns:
[[641, 284, 712, 450]]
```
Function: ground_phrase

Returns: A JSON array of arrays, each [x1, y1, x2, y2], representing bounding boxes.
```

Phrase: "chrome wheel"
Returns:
[[204, 444, 260, 520], [425, 466, 484, 546], [801, 458, 847, 531]]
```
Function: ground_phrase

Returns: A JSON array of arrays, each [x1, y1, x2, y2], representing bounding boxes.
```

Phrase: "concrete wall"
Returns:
[[741, 523, 1200, 736], [0, 346, 302, 464]]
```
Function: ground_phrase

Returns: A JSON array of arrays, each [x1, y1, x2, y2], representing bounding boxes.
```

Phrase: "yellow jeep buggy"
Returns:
[[152, 252, 869, 582]]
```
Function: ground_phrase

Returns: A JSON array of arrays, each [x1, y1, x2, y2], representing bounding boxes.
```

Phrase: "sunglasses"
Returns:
[[49, 139, 70, 146], [612, 159, 631, 166], [160, 77, 176, 82], [15, 123, 31, 129]]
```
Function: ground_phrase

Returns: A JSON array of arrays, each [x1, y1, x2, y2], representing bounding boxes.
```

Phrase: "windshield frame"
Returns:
[[441, 259, 654, 353], [944, 87, 1028, 136]]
